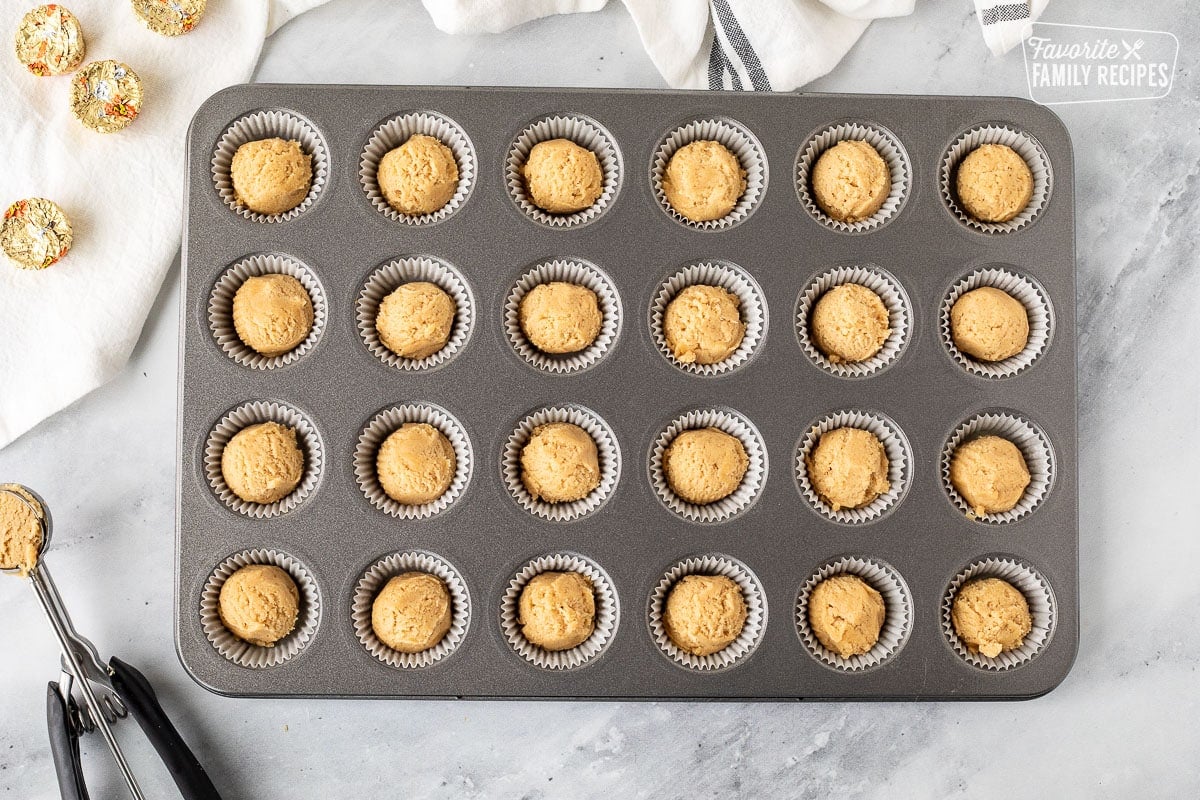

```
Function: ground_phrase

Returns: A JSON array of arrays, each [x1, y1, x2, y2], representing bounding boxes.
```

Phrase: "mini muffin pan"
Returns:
[[177, 85, 1077, 700]]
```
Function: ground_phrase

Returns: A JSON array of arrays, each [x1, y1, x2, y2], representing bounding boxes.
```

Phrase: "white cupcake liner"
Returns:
[[940, 268, 1054, 379], [505, 114, 621, 228], [500, 553, 619, 670], [200, 548, 321, 669], [352, 550, 471, 669], [211, 109, 328, 223], [941, 412, 1054, 524], [796, 556, 913, 672], [648, 554, 767, 672], [504, 258, 622, 374], [649, 408, 767, 524], [796, 264, 911, 378], [650, 261, 767, 377], [942, 556, 1056, 670], [359, 111, 476, 225], [356, 256, 475, 372], [203, 401, 323, 519], [796, 121, 910, 234], [940, 124, 1052, 234], [650, 118, 767, 230], [502, 405, 620, 522], [353, 404, 473, 519], [796, 410, 911, 525], [207, 253, 327, 370]]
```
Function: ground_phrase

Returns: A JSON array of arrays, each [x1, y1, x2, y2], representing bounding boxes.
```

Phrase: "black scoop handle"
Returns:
[[46, 682, 88, 800]]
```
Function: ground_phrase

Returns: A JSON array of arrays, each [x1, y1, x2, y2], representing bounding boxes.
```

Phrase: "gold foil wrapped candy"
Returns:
[[14, 4, 85, 76], [1, 198, 73, 270], [130, 0, 207, 36], [69, 59, 143, 133]]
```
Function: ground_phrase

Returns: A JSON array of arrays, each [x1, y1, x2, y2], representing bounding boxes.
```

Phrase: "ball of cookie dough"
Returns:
[[661, 140, 747, 222], [519, 571, 595, 651], [0, 485, 44, 574], [951, 287, 1030, 362], [221, 421, 304, 505], [376, 281, 455, 360], [806, 427, 890, 511], [519, 282, 602, 354], [232, 274, 314, 357], [664, 427, 748, 505], [808, 574, 885, 658], [811, 140, 891, 223], [522, 138, 603, 214], [230, 138, 312, 216], [663, 574, 747, 657], [949, 435, 1031, 516], [371, 571, 453, 653], [520, 422, 600, 504], [664, 284, 745, 365], [377, 134, 459, 216], [956, 143, 1033, 224], [377, 423, 456, 505], [951, 577, 1032, 658], [218, 564, 299, 647], [810, 283, 891, 364]]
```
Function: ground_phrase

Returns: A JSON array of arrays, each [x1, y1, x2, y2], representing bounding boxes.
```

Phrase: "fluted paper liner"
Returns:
[[650, 408, 767, 524], [354, 404, 473, 519], [208, 253, 327, 370], [649, 555, 766, 671], [942, 556, 1055, 670], [359, 111, 476, 225], [940, 124, 1052, 234], [940, 268, 1054, 379], [941, 412, 1054, 524], [505, 114, 621, 228], [796, 264, 911, 378], [650, 261, 767, 377], [200, 548, 320, 669], [651, 118, 767, 230], [352, 551, 471, 669], [504, 258, 622, 374], [796, 122, 909, 233], [356, 256, 475, 372], [500, 553, 619, 670], [796, 556, 912, 672], [204, 401, 323, 519], [503, 405, 620, 522], [796, 410, 911, 525], [211, 109, 328, 223]]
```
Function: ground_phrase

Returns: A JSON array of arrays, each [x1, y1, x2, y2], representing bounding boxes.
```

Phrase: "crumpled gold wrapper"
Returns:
[[1, 198, 73, 270], [14, 4, 86, 76], [131, 0, 207, 36], [69, 59, 143, 133]]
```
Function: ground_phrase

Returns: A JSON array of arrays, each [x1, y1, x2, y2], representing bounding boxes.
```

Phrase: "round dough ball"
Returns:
[[522, 139, 603, 214], [810, 283, 890, 364], [951, 577, 1031, 658], [221, 422, 304, 505], [956, 144, 1033, 223], [377, 134, 459, 216], [376, 281, 455, 359], [520, 422, 600, 504], [663, 284, 745, 365], [377, 423, 456, 505], [811, 140, 891, 223], [951, 287, 1030, 362], [218, 564, 299, 647], [0, 484, 44, 573], [664, 427, 748, 505], [806, 427, 890, 511], [230, 138, 312, 216], [663, 575, 747, 657], [232, 274, 314, 357], [519, 571, 595, 651], [949, 435, 1031, 516], [371, 572, 453, 653], [661, 140, 747, 222], [808, 574, 885, 658], [519, 282, 602, 354]]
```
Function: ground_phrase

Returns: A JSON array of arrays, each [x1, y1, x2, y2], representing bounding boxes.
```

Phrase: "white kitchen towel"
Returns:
[[973, 0, 1051, 56]]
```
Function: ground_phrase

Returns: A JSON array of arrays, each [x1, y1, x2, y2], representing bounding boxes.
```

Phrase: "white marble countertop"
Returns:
[[3, 0, 1198, 796]]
